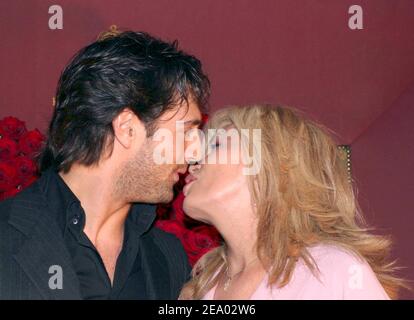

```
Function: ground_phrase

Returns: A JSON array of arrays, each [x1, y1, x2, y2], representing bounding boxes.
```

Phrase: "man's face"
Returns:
[[117, 98, 202, 204]]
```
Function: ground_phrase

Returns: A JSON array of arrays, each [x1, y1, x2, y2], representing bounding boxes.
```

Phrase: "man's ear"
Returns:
[[112, 108, 146, 149]]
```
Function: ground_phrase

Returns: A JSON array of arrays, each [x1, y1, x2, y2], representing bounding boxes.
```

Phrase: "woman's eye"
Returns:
[[209, 142, 220, 149], [206, 141, 219, 155]]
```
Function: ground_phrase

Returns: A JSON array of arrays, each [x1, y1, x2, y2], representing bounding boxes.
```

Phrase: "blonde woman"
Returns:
[[179, 105, 405, 300]]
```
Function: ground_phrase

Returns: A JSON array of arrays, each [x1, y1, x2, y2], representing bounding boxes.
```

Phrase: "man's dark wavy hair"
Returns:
[[39, 31, 210, 173]]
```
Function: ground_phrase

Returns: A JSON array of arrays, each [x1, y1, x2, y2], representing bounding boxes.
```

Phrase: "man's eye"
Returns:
[[209, 142, 220, 150]]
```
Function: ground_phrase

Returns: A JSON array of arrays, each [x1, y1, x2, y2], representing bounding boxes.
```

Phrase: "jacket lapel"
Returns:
[[8, 191, 82, 300]]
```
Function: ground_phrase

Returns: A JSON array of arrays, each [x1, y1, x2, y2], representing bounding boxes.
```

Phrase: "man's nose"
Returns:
[[184, 129, 204, 164]]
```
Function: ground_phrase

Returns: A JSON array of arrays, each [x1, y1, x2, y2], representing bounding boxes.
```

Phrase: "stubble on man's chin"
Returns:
[[114, 153, 175, 205]]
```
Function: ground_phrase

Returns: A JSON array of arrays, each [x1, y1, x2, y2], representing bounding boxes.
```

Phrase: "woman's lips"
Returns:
[[185, 173, 197, 184]]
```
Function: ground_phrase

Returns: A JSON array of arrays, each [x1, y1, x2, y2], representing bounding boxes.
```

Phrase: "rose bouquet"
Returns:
[[0, 117, 45, 201]]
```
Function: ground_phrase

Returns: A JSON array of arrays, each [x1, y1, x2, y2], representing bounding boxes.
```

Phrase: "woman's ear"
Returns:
[[112, 108, 146, 149]]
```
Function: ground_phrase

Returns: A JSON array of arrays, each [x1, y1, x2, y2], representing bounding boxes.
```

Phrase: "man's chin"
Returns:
[[150, 189, 174, 204], [159, 192, 175, 204], [127, 188, 173, 204]]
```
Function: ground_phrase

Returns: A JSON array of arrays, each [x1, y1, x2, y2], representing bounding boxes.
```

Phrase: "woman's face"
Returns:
[[183, 129, 254, 226]]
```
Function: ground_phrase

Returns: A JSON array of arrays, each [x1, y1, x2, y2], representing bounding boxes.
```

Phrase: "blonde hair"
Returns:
[[180, 104, 407, 299]]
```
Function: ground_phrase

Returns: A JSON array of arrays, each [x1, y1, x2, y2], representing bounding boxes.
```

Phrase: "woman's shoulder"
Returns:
[[306, 243, 364, 264], [304, 243, 372, 280], [301, 243, 390, 299]]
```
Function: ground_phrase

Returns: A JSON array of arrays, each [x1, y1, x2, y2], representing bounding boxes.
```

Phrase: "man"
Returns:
[[0, 31, 210, 299]]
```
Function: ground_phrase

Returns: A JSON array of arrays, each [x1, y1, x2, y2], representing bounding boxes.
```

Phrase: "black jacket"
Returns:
[[0, 170, 191, 300]]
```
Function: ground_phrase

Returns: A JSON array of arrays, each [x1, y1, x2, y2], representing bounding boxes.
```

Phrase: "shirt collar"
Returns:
[[39, 167, 80, 235], [39, 167, 157, 238], [127, 203, 157, 237]]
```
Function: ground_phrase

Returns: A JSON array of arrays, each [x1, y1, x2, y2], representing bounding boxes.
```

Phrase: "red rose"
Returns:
[[0, 126, 6, 139], [20, 174, 38, 189], [182, 226, 221, 266], [0, 186, 20, 201], [0, 174, 38, 201], [18, 129, 45, 157], [8, 156, 38, 182], [0, 137, 18, 161], [0, 117, 27, 142], [0, 163, 18, 192]]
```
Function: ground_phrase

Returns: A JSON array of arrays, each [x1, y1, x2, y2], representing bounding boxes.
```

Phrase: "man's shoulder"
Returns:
[[0, 192, 38, 252], [0, 181, 45, 228], [0, 197, 13, 224]]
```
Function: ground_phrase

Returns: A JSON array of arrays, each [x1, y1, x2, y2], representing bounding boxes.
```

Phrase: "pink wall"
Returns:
[[352, 83, 414, 299], [1, 0, 414, 144], [0, 0, 413, 298]]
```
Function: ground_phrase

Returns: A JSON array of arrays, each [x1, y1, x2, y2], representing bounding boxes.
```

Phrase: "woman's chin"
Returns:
[[182, 195, 195, 215], [183, 196, 208, 223]]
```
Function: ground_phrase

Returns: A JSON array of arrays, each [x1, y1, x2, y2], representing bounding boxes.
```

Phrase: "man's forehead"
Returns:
[[180, 98, 202, 120]]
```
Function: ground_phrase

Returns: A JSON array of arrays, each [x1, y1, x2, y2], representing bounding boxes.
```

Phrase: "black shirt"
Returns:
[[1, 166, 192, 300], [48, 170, 156, 299]]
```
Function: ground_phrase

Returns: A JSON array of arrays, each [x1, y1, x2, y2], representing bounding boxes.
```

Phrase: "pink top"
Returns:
[[202, 244, 390, 300]]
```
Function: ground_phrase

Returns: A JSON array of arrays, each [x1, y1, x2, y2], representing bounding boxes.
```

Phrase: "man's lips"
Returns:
[[173, 167, 188, 182], [176, 167, 188, 175]]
